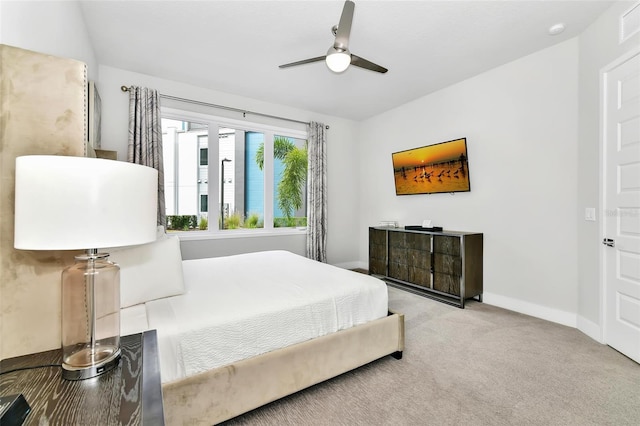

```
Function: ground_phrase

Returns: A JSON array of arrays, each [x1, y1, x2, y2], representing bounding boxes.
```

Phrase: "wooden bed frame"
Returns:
[[162, 310, 405, 425]]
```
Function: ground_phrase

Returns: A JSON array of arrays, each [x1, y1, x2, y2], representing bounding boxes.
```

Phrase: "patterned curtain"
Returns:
[[306, 122, 328, 262], [127, 86, 166, 228]]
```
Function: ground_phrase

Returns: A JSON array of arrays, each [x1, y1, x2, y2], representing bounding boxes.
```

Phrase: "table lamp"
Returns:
[[14, 155, 158, 380]]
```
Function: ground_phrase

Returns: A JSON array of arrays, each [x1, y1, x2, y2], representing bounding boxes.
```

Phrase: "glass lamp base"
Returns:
[[62, 347, 121, 381], [61, 251, 122, 381]]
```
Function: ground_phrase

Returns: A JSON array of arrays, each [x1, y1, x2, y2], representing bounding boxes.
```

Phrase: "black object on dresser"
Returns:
[[369, 226, 483, 308], [0, 330, 164, 426]]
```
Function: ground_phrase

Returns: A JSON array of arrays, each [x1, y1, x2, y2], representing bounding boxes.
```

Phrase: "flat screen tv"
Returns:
[[392, 137, 470, 195]]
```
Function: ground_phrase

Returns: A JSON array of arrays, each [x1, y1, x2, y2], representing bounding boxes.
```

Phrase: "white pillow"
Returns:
[[120, 304, 150, 336], [109, 236, 185, 308]]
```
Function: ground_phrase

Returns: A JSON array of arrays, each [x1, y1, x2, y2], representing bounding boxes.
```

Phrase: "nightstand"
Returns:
[[0, 330, 164, 425]]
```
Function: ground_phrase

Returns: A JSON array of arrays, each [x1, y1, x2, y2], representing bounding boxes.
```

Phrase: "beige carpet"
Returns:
[[222, 286, 640, 425]]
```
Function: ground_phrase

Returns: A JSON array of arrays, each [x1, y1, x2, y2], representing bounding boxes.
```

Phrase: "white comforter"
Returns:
[[122, 250, 388, 383]]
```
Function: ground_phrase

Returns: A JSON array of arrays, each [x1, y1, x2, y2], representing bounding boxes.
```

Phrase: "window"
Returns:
[[162, 118, 208, 231], [161, 110, 307, 235], [217, 128, 265, 230], [273, 135, 307, 228]]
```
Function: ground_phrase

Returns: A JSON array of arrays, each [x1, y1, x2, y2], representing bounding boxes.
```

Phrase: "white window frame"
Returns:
[[161, 107, 308, 240]]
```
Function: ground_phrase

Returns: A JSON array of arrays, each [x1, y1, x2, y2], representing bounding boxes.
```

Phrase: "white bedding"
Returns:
[[123, 250, 388, 384]]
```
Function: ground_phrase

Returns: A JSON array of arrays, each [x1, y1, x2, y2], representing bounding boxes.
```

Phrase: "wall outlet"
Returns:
[[585, 207, 596, 221]]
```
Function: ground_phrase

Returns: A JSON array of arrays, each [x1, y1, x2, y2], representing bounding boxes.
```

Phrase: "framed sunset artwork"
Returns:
[[391, 138, 471, 195]]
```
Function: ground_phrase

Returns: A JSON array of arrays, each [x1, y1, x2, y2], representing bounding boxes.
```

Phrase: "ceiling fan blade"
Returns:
[[334, 0, 355, 50], [351, 54, 388, 73], [279, 56, 326, 69]]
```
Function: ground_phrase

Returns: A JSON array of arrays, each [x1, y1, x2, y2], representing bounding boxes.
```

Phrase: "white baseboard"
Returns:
[[332, 260, 367, 270], [577, 315, 604, 343], [483, 292, 577, 328], [327, 274, 605, 345]]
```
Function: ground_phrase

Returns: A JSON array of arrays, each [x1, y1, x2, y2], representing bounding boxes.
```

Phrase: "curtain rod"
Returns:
[[121, 86, 329, 129]]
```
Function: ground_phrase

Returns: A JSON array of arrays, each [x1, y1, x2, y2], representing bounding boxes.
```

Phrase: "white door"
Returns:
[[603, 50, 640, 364]]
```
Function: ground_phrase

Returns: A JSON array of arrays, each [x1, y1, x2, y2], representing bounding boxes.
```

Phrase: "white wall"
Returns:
[[0, 0, 98, 80], [98, 65, 361, 264], [358, 40, 580, 326], [577, 1, 640, 339]]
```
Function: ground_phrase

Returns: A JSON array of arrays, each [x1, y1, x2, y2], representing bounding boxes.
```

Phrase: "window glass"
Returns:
[[273, 135, 307, 228], [218, 128, 266, 230], [162, 113, 305, 234], [244, 131, 265, 229], [162, 118, 208, 231]]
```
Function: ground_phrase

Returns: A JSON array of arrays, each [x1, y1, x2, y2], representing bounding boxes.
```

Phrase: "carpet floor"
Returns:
[[222, 286, 640, 425]]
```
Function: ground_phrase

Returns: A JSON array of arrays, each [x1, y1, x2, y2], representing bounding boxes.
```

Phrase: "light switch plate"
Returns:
[[585, 207, 596, 221]]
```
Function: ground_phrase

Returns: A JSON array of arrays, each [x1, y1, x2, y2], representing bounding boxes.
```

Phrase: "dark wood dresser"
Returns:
[[0, 330, 164, 425], [369, 226, 483, 308]]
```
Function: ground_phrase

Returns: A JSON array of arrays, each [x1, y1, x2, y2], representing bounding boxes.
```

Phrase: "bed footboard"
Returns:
[[162, 311, 405, 425]]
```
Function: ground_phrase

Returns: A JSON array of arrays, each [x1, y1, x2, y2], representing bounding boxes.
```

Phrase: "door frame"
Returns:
[[599, 46, 640, 345]]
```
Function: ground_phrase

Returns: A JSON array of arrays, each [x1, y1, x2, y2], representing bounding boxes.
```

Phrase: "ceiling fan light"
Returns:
[[326, 47, 351, 73]]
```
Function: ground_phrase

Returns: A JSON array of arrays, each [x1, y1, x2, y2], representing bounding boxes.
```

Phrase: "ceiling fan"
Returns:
[[279, 0, 388, 74]]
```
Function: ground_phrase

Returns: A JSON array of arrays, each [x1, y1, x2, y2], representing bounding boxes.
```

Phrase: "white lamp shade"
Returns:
[[14, 155, 158, 250], [326, 47, 351, 73]]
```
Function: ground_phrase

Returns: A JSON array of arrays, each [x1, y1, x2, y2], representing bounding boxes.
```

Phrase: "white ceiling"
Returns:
[[79, 0, 615, 121]]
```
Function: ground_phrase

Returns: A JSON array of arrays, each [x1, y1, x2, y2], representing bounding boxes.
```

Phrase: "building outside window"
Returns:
[[161, 112, 307, 234]]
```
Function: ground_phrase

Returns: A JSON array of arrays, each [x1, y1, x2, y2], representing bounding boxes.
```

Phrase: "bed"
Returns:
[[112, 235, 405, 425]]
